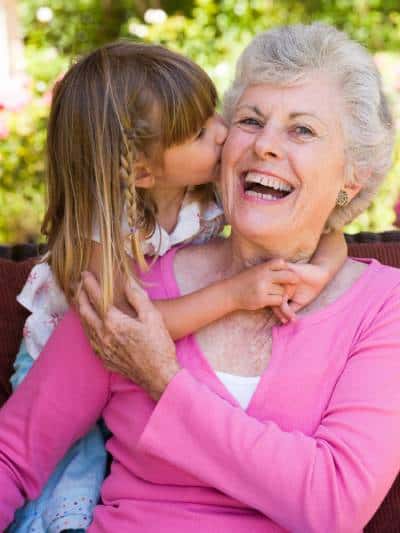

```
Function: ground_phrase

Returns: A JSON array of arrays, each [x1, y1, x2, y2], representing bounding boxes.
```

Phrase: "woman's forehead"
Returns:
[[236, 77, 343, 118]]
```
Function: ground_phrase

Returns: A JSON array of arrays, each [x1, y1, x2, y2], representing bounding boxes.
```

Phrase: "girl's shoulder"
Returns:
[[17, 261, 69, 360]]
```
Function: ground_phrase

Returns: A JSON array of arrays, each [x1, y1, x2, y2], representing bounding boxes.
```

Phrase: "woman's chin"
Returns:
[[231, 211, 289, 245], [230, 194, 295, 239]]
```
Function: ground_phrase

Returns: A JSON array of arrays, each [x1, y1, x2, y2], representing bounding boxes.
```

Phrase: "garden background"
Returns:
[[1, 0, 400, 244]]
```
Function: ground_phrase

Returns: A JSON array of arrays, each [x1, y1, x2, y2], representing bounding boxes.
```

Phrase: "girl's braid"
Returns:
[[120, 130, 148, 271]]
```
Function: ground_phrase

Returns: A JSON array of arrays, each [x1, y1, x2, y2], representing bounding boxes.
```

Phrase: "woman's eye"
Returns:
[[239, 117, 262, 127], [292, 125, 314, 137]]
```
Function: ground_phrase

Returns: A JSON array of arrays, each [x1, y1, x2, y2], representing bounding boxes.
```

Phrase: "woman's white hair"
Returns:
[[223, 22, 395, 229]]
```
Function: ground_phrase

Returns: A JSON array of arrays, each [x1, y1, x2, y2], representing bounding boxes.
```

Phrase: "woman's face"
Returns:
[[222, 77, 355, 247]]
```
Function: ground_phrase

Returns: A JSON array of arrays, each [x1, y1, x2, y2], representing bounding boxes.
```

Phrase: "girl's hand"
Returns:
[[75, 271, 180, 401], [228, 258, 299, 314], [283, 262, 331, 314], [269, 262, 335, 324]]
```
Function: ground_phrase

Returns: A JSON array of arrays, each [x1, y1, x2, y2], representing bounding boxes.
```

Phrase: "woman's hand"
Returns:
[[75, 271, 180, 401]]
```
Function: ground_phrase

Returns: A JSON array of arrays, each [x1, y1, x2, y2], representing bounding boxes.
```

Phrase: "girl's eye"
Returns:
[[196, 128, 206, 140], [292, 125, 314, 137]]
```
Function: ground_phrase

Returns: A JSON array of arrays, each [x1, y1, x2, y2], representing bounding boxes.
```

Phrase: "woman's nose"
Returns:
[[215, 114, 228, 145], [254, 127, 284, 160]]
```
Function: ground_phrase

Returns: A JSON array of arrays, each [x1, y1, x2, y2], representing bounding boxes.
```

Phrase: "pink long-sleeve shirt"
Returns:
[[1, 251, 400, 532]]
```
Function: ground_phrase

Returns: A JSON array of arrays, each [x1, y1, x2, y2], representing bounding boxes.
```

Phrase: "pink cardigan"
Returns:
[[1, 251, 400, 532]]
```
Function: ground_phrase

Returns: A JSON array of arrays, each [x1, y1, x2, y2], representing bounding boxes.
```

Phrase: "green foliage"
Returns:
[[0, 98, 47, 243], [2, 0, 400, 243]]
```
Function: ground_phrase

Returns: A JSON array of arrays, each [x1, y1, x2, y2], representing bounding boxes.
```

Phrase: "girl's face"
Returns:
[[154, 114, 227, 189]]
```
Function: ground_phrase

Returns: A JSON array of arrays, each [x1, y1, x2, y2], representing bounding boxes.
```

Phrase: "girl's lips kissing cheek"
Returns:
[[239, 171, 295, 204]]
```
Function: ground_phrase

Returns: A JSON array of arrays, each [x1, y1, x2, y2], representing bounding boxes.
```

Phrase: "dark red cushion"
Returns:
[[0, 257, 36, 407], [349, 242, 400, 268], [365, 475, 400, 532]]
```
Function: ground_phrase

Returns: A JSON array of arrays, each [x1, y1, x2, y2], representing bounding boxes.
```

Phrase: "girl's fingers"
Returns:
[[288, 301, 303, 313], [280, 296, 297, 322], [271, 270, 300, 285], [267, 295, 285, 307], [265, 258, 288, 271], [271, 306, 288, 324], [268, 284, 285, 296]]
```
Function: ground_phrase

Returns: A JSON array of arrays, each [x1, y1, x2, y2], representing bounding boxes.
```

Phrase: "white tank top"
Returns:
[[216, 371, 261, 410]]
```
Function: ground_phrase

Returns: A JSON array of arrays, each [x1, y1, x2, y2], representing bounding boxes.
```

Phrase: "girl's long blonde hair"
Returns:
[[42, 42, 217, 315]]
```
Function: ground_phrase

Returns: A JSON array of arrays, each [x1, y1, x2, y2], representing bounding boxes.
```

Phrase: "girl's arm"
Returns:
[[155, 259, 298, 339], [89, 233, 345, 340], [312, 229, 347, 271], [0, 311, 109, 528], [88, 243, 298, 340]]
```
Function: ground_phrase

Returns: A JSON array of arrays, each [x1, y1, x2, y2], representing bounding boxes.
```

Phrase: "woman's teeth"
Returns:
[[245, 190, 282, 200], [243, 172, 293, 200]]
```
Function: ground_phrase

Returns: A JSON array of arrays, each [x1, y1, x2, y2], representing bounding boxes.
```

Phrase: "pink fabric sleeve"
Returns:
[[138, 286, 400, 533], [0, 310, 110, 528]]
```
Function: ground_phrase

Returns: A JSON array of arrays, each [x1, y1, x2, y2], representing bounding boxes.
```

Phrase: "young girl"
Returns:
[[9, 42, 346, 531]]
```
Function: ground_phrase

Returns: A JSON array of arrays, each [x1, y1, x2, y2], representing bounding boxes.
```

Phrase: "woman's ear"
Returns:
[[342, 164, 364, 202], [343, 181, 362, 202]]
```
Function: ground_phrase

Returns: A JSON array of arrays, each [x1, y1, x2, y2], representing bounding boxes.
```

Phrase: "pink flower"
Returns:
[[40, 72, 66, 108], [0, 75, 32, 112], [41, 89, 52, 107], [0, 113, 9, 139]]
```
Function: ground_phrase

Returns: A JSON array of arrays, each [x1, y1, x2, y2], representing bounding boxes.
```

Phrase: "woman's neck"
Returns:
[[219, 231, 320, 276], [150, 186, 187, 234]]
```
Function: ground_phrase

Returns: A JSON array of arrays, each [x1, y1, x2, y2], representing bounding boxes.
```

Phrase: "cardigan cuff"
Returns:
[[137, 368, 201, 457]]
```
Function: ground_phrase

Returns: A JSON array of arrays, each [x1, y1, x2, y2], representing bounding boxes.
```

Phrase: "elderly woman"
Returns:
[[1, 23, 400, 533]]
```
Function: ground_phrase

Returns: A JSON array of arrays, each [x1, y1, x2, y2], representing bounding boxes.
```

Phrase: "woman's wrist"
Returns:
[[150, 360, 181, 401]]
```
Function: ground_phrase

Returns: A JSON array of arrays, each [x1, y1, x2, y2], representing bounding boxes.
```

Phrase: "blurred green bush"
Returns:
[[1, 0, 400, 243]]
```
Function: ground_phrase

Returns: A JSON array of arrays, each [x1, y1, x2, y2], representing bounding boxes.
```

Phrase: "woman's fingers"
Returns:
[[81, 271, 104, 316], [124, 278, 155, 322], [76, 286, 103, 342]]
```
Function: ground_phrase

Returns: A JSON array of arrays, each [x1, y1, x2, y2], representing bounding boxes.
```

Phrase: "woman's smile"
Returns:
[[240, 169, 295, 204]]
